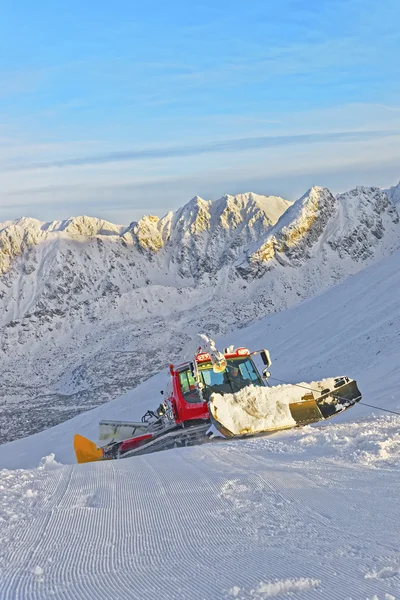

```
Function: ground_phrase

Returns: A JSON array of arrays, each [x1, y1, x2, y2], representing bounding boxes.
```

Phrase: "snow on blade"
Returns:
[[211, 384, 297, 435], [210, 378, 341, 436]]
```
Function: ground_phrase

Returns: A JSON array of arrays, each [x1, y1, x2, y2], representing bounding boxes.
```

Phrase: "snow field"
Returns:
[[0, 442, 399, 599]]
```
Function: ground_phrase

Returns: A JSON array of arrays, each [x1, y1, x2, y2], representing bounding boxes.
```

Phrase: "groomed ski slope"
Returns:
[[0, 249, 399, 599], [1, 438, 399, 600]]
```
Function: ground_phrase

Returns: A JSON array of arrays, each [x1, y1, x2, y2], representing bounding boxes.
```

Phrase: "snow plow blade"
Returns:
[[74, 434, 104, 464], [209, 377, 361, 438], [289, 398, 323, 425]]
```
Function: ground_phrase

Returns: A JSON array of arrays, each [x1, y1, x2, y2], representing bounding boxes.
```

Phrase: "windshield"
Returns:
[[178, 357, 263, 403]]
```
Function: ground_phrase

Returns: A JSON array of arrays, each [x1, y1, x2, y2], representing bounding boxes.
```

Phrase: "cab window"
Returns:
[[237, 358, 262, 384], [178, 370, 201, 403]]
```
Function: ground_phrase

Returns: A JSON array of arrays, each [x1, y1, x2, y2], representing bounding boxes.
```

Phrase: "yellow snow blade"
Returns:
[[74, 434, 104, 464], [289, 397, 324, 426]]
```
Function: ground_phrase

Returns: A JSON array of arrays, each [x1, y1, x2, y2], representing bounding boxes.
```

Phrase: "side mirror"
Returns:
[[262, 369, 271, 379], [260, 349, 271, 368], [160, 390, 164, 395], [189, 362, 195, 378]]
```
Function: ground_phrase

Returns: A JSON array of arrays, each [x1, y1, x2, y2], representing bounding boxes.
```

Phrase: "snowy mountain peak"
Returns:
[[0, 218, 45, 274], [128, 214, 164, 252], [180, 195, 212, 235], [59, 215, 123, 237], [239, 184, 399, 279], [386, 180, 400, 204], [157, 191, 292, 278], [0, 214, 125, 273], [331, 185, 399, 261], [13, 216, 45, 230], [248, 186, 337, 269], [216, 192, 292, 231], [189, 194, 208, 205]]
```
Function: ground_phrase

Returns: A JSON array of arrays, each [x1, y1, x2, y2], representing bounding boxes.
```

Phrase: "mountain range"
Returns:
[[0, 182, 399, 443]]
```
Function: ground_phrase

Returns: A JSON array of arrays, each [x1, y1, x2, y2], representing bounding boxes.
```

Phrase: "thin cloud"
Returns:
[[3, 129, 399, 172]]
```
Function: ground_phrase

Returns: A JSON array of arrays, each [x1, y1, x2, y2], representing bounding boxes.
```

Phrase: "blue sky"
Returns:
[[1, 0, 400, 223]]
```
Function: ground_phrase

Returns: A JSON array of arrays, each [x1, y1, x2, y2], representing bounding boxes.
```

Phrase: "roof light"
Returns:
[[236, 348, 250, 356], [196, 353, 211, 362]]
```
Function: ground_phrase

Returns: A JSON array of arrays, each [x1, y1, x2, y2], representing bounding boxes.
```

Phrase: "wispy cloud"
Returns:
[[3, 129, 399, 172], [2, 152, 400, 226], [0, 60, 87, 99], [0, 70, 45, 97]]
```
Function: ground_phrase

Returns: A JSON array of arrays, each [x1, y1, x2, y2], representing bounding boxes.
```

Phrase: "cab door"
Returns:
[[175, 369, 209, 423]]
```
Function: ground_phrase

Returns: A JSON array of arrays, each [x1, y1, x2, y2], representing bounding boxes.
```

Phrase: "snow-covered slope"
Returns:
[[1, 439, 399, 600], [386, 180, 400, 205], [0, 247, 399, 600], [1, 244, 399, 468], [0, 185, 399, 443]]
